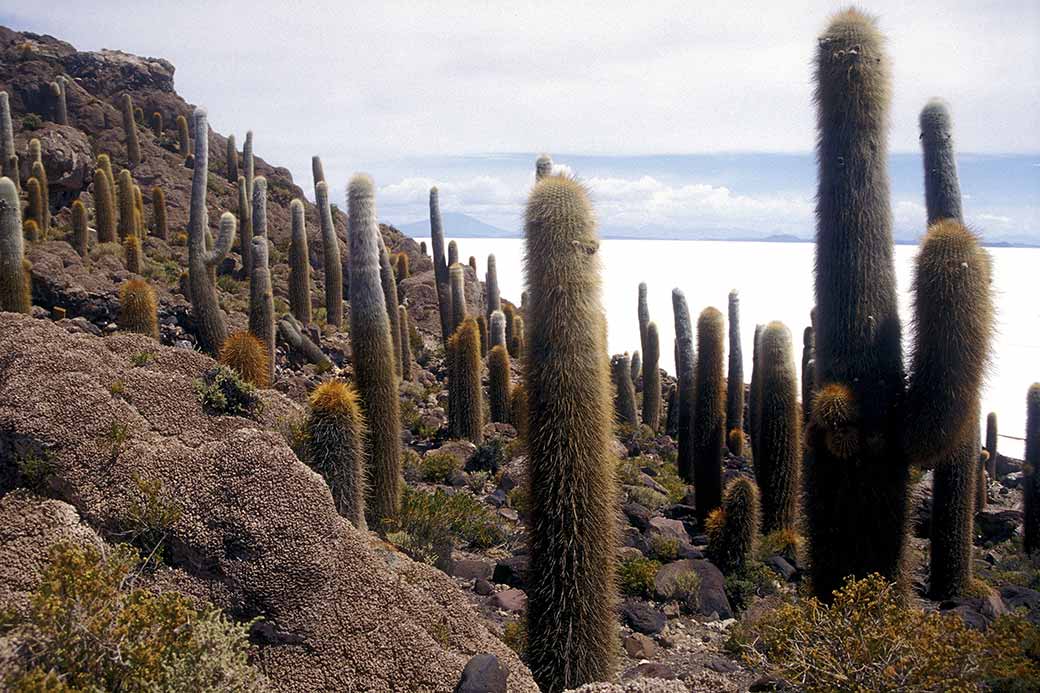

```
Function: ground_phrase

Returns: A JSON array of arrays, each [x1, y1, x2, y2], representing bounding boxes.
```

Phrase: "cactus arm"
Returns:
[[204, 212, 235, 267]]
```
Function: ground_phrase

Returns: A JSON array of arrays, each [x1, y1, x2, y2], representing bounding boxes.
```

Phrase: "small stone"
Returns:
[[498, 507, 519, 522], [454, 653, 508, 693], [489, 588, 526, 612], [473, 578, 495, 596], [764, 555, 796, 581], [621, 662, 677, 681], [706, 656, 740, 673], [486, 489, 507, 507], [620, 600, 666, 635], [617, 546, 644, 562], [447, 469, 468, 487], [451, 558, 493, 581], [662, 603, 680, 618], [647, 516, 690, 544], [623, 633, 656, 659]]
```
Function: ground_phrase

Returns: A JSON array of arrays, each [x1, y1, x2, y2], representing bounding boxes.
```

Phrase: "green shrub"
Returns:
[[1, 542, 267, 692], [21, 113, 43, 131], [98, 419, 132, 463], [507, 486, 529, 514], [657, 462, 688, 503], [502, 619, 528, 661], [670, 570, 702, 614], [723, 562, 777, 613], [401, 448, 423, 482], [650, 534, 680, 561], [626, 485, 667, 510], [420, 451, 461, 483], [115, 475, 183, 562], [617, 557, 660, 598], [383, 486, 506, 564], [727, 574, 1040, 692], [194, 366, 263, 418], [616, 458, 642, 486], [469, 438, 506, 474], [16, 454, 55, 493], [131, 351, 155, 367]]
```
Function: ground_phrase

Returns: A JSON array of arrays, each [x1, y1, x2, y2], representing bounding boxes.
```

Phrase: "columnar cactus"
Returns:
[[511, 314, 525, 360], [120, 93, 140, 167], [93, 168, 116, 243], [801, 325, 815, 425], [316, 181, 343, 328], [0, 92, 17, 190], [378, 238, 403, 377], [50, 81, 68, 125], [449, 262, 466, 333], [630, 350, 642, 391], [477, 314, 488, 357], [523, 174, 617, 691], [30, 159, 49, 231], [694, 307, 725, 522], [347, 173, 402, 525], [23, 220, 39, 242], [503, 303, 515, 349], [219, 331, 270, 388], [251, 176, 268, 240], [218, 132, 236, 182], [71, 199, 88, 256], [642, 323, 661, 430], [310, 155, 325, 186], [490, 309, 506, 349], [489, 343, 511, 423], [176, 115, 189, 156], [448, 318, 484, 443], [726, 290, 744, 437], [429, 187, 453, 343], [278, 316, 332, 371], [535, 153, 553, 181], [706, 477, 761, 575], [117, 169, 135, 240], [117, 278, 158, 338], [97, 153, 116, 199], [394, 252, 409, 283], [673, 289, 695, 482], [920, 99, 963, 224], [124, 234, 143, 274], [511, 383, 528, 441], [186, 108, 234, 356], [306, 380, 367, 529], [151, 111, 162, 137], [638, 282, 649, 380], [985, 412, 998, 479], [248, 236, 275, 384], [665, 384, 679, 438], [977, 449, 989, 512], [0, 177, 31, 313], [288, 199, 312, 324], [1024, 384, 1040, 554], [26, 178, 44, 232], [243, 130, 254, 202], [611, 354, 638, 428], [753, 322, 801, 533], [399, 306, 413, 381], [448, 240, 459, 268], [151, 187, 167, 241], [486, 253, 501, 319], [237, 176, 251, 271], [748, 324, 763, 458]]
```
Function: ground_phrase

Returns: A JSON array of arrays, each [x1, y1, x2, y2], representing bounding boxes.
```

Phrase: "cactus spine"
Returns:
[[1024, 385, 1040, 554], [316, 181, 343, 328], [706, 477, 760, 575], [120, 94, 140, 168], [71, 199, 88, 256], [176, 115, 189, 156], [186, 108, 234, 356], [379, 238, 403, 377], [288, 199, 312, 324], [486, 253, 501, 320], [673, 289, 695, 483], [523, 174, 617, 691], [347, 174, 401, 525], [117, 278, 158, 338], [753, 322, 801, 533], [642, 323, 661, 430], [490, 309, 506, 349], [489, 343, 511, 424], [611, 354, 638, 428], [429, 187, 453, 343], [93, 167, 116, 243], [448, 318, 484, 443], [399, 306, 413, 381], [694, 307, 725, 522], [248, 236, 275, 384], [726, 290, 744, 436], [306, 380, 367, 529], [226, 134, 238, 183], [985, 412, 998, 479], [449, 262, 466, 333], [0, 177, 30, 313], [219, 331, 270, 388]]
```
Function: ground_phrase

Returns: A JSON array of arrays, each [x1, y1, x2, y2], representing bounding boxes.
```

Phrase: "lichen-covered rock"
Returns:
[[0, 314, 536, 692]]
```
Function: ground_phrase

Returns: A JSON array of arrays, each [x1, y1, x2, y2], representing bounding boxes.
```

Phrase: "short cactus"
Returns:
[[642, 323, 661, 430], [985, 412, 998, 480], [151, 186, 167, 241], [394, 252, 409, 283], [288, 198, 312, 324], [486, 253, 501, 320], [510, 314, 525, 360], [219, 331, 270, 388], [706, 477, 761, 575], [124, 234, 143, 274], [429, 187, 453, 343], [448, 318, 484, 444], [176, 115, 189, 156], [399, 305, 413, 381], [726, 290, 744, 436], [611, 353, 638, 428], [151, 110, 162, 137], [226, 134, 238, 183], [489, 343, 511, 424], [93, 167, 116, 243], [347, 173, 402, 525], [0, 176, 31, 313], [306, 380, 367, 529], [694, 306, 726, 522], [117, 278, 158, 338], [120, 93, 140, 167], [71, 199, 88, 256], [490, 309, 506, 349], [316, 181, 343, 328], [449, 262, 466, 333], [1024, 384, 1040, 554], [248, 236, 275, 384], [672, 289, 695, 482], [379, 238, 403, 377], [728, 428, 744, 456], [23, 219, 39, 242]]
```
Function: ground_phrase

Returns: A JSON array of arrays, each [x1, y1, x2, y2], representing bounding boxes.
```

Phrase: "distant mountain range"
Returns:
[[398, 212, 516, 238]]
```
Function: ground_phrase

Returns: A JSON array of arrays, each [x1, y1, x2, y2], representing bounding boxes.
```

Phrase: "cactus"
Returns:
[[1024, 385, 1040, 554], [673, 289, 695, 482], [511, 383, 528, 441], [486, 253, 501, 319], [476, 313, 488, 357], [186, 109, 234, 355], [120, 94, 140, 167], [134, 106, 144, 125], [976, 450, 989, 512], [665, 383, 679, 438], [70, 199, 88, 256], [347, 173, 402, 525], [420, 241, 427, 255], [23, 219, 39, 242], [175, 115, 189, 156], [394, 252, 409, 283], [706, 477, 761, 575], [693, 307, 726, 522], [511, 314, 525, 360], [448, 239, 459, 267], [637, 282, 649, 380], [243, 131, 254, 202], [489, 343, 511, 424], [728, 429, 744, 457], [429, 187, 453, 343], [748, 324, 763, 458], [278, 315, 332, 371], [753, 322, 801, 533], [237, 176, 251, 271], [151, 186, 167, 241], [124, 234, 143, 274], [93, 168, 116, 243], [535, 153, 553, 181], [643, 323, 661, 430], [0, 177, 31, 313], [378, 238, 403, 377], [523, 174, 617, 691], [28, 139, 41, 166], [117, 278, 158, 338], [399, 306, 413, 381], [116, 169, 135, 240], [29, 159, 50, 231], [316, 181, 343, 328], [503, 303, 516, 349], [449, 262, 466, 333], [726, 290, 744, 435], [306, 380, 367, 528], [151, 110, 162, 137], [248, 236, 275, 384], [311, 155, 325, 185], [490, 309, 506, 349], [611, 354, 638, 428], [226, 134, 238, 182], [801, 325, 815, 425], [219, 331, 270, 388], [0, 92, 16, 190], [26, 178, 44, 232], [920, 100, 963, 224], [251, 176, 268, 240], [448, 318, 484, 444], [985, 412, 998, 480], [468, 256, 477, 272], [288, 199, 312, 324], [50, 81, 68, 125], [630, 350, 642, 391]]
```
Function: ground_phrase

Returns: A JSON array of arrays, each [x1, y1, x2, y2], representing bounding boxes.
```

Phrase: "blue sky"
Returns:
[[3, 1, 1038, 242]]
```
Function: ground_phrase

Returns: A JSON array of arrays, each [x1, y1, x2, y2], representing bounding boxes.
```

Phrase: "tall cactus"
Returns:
[[243, 130, 254, 203], [186, 108, 234, 355], [694, 307, 725, 522], [754, 322, 801, 533], [985, 412, 998, 479], [117, 168, 135, 240], [50, 80, 68, 126], [489, 343, 511, 424], [71, 199, 88, 256], [1024, 384, 1040, 554], [176, 115, 189, 156], [316, 181, 343, 328], [642, 323, 661, 430], [476, 314, 488, 357], [524, 174, 617, 691], [312, 155, 325, 186], [248, 236, 275, 384], [30, 159, 49, 231], [430, 187, 453, 343], [611, 354, 638, 428], [225, 134, 238, 183], [0, 177, 30, 313], [306, 380, 367, 529], [378, 237, 403, 377], [120, 93, 140, 168], [726, 290, 744, 437], [449, 262, 466, 333], [237, 176, 251, 271], [637, 282, 649, 380], [93, 168, 116, 243], [26, 178, 44, 233], [673, 289, 695, 482], [347, 174, 401, 525], [151, 111, 162, 137], [399, 306, 413, 381], [1, 92, 17, 191], [448, 318, 484, 443], [288, 199, 311, 324], [486, 253, 501, 320], [748, 324, 763, 458], [801, 325, 815, 425]]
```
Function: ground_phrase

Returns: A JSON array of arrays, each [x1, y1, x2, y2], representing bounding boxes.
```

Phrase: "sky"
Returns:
[[3, 1, 1039, 241]]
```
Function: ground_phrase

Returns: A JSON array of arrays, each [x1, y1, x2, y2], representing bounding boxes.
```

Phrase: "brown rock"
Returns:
[[623, 633, 657, 659]]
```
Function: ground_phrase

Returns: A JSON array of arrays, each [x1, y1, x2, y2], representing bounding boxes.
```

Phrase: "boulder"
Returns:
[[455, 654, 508, 693], [489, 588, 526, 612], [654, 559, 732, 620], [975, 509, 1023, 545], [646, 517, 689, 544], [620, 600, 667, 635], [493, 555, 529, 588], [622, 633, 657, 659]]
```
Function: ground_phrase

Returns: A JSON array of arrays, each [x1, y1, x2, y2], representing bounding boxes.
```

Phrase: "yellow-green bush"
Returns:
[[420, 451, 461, 482], [617, 557, 660, 598], [502, 619, 528, 661], [1, 542, 267, 692], [650, 534, 680, 561], [383, 486, 506, 563], [727, 574, 1040, 692]]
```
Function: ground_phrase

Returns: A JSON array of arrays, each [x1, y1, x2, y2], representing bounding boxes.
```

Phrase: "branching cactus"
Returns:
[[219, 331, 270, 388], [120, 93, 140, 168], [706, 477, 761, 575], [611, 353, 638, 428], [486, 253, 501, 319], [673, 289, 695, 482], [489, 343, 511, 423], [117, 278, 158, 339], [643, 323, 661, 430], [347, 174, 401, 526], [754, 322, 801, 533], [71, 199, 88, 256], [288, 199, 312, 324], [1024, 384, 1040, 554], [430, 186, 453, 343], [248, 236, 275, 384], [316, 181, 343, 328], [0, 176, 31, 313], [399, 306, 413, 381], [187, 108, 234, 355], [379, 238, 403, 377], [726, 290, 744, 435], [449, 262, 466, 333], [694, 307, 725, 522], [449, 318, 484, 444], [226, 134, 238, 183], [306, 380, 368, 529], [490, 309, 506, 349], [94, 167, 116, 243], [523, 174, 617, 691]]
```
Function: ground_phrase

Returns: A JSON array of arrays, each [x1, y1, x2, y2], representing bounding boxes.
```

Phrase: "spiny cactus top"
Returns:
[[919, 99, 963, 224]]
